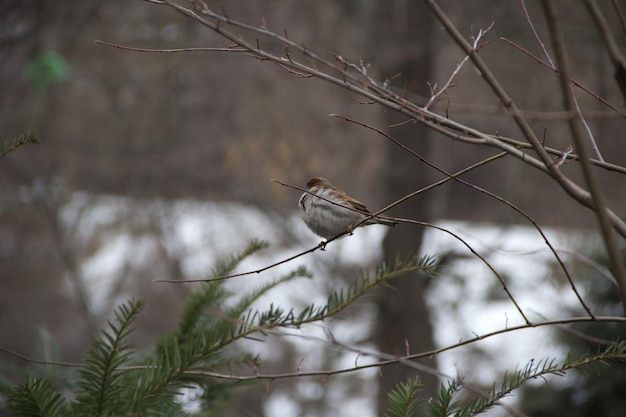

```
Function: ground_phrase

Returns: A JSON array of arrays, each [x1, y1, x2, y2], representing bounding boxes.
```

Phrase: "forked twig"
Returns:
[[425, 22, 495, 110]]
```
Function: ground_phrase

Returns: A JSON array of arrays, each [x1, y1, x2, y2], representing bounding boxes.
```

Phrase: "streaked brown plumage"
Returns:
[[298, 177, 397, 240]]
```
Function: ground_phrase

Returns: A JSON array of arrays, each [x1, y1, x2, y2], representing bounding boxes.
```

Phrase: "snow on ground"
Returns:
[[59, 192, 603, 416]]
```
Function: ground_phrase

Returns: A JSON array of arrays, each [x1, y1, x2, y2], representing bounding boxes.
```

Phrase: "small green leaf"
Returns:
[[23, 51, 69, 91]]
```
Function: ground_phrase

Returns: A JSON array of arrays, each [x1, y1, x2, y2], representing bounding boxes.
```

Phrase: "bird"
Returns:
[[298, 177, 397, 240]]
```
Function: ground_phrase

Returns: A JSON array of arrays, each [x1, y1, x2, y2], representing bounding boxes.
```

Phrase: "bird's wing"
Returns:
[[344, 195, 371, 214]]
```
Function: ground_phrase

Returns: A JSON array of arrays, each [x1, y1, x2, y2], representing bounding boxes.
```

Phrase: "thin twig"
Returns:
[[542, 0, 626, 314], [6, 315, 625, 373], [532, 311, 617, 346], [156, 152, 504, 285], [183, 315, 625, 379], [145, 0, 626, 272], [153, 0, 626, 240], [331, 113, 593, 318], [500, 37, 626, 119], [448, 102, 623, 120], [154, 0, 555, 177], [523, 0, 604, 161], [425, 23, 494, 110], [520, 0, 555, 67], [0, 346, 82, 367], [612, 0, 626, 31], [426, 0, 626, 239], [271, 327, 529, 417], [272, 175, 531, 324], [584, 0, 626, 103], [155, 244, 321, 283], [95, 40, 246, 53]]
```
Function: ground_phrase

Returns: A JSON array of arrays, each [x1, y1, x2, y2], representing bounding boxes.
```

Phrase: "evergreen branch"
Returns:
[[186, 254, 438, 376], [177, 266, 312, 361], [177, 240, 272, 335], [177, 283, 229, 336], [73, 298, 144, 416], [427, 381, 462, 417], [230, 265, 312, 334], [8, 377, 67, 417], [229, 265, 312, 321], [427, 342, 626, 417], [130, 339, 194, 414], [210, 239, 269, 278], [131, 266, 312, 408], [127, 254, 433, 410], [130, 331, 242, 415], [224, 253, 437, 343], [189, 254, 436, 359], [384, 377, 424, 417], [128, 243, 288, 413], [181, 319, 626, 384], [1, 131, 40, 157], [302, 254, 438, 324]]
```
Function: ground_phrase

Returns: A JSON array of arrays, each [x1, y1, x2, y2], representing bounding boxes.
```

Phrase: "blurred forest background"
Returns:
[[1, 0, 626, 416]]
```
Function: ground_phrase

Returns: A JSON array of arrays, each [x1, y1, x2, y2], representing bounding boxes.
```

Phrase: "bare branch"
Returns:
[[0, 345, 82, 367], [523, 0, 603, 161], [585, 0, 626, 103], [95, 40, 246, 53], [500, 37, 626, 119], [426, 0, 626, 240], [183, 315, 626, 380], [274, 174, 532, 324], [331, 113, 594, 318], [519, 0, 555, 67], [4, 315, 626, 373], [138, 0, 626, 310], [425, 22, 494, 110], [542, 0, 626, 313], [612, 0, 626, 31], [155, 243, 321, 283]]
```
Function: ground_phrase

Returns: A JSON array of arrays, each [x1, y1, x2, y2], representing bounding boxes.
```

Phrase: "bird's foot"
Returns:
[[318, 240, 327, 251]]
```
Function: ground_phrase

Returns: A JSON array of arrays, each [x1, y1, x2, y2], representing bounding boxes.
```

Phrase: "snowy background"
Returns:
[[58, 191, 608, 416]]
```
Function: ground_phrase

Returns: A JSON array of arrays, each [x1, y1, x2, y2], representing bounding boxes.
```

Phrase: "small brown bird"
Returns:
[[298, 177, 397, 240]]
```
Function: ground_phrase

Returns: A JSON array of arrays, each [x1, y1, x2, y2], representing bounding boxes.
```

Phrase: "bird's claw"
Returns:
[[318, 241, 327, 251]]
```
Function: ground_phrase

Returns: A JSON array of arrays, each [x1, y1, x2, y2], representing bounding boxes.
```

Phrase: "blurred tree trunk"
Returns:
[[369, 1, 439, 412]]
